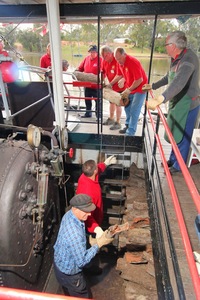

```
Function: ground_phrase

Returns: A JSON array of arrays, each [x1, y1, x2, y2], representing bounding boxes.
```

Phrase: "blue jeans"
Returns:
[[125, 92, 146, 136], [54, 262, 92, 298], [169, 105, 199, 170]]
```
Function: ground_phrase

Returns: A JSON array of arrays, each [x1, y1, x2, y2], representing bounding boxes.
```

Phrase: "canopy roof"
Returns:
[[0, 1, 199, 24]]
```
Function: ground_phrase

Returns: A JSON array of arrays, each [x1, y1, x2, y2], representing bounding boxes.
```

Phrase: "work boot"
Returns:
[[119, 124, 128, 134]]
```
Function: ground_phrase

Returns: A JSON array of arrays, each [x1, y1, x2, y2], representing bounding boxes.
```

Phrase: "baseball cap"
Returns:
[[88, 45, 98, 52], [70, 194, 96, 212]]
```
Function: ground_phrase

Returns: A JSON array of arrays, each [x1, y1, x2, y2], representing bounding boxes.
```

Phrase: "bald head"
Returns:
[[114, 47, 126, 65]]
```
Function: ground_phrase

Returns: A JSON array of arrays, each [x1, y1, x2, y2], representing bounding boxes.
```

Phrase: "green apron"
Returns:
[[164, 70, 192, 144]]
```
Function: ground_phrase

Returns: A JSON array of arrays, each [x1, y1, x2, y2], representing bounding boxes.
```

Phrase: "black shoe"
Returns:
[[119, 127, 127, 134], [169, 166, 180, 174], [81, 113, 92, 118], [119, 124, 128, 134], [161, 160, 173, 168]]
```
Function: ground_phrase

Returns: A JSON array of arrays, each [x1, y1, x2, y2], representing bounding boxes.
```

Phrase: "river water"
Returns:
[[21, 52, 170, 95], [15, 53, 171, 124]]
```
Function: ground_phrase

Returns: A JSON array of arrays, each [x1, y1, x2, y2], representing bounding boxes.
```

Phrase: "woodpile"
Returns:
[[117, 163, 158, 300]]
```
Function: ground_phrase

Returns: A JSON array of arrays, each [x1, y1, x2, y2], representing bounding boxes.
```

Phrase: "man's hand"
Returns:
[[142, 84, 152, 92], [121, 88, 131, 99], [96, 230, 114, 248], [120, 88, 131, 107], [118, 78, 125, 89], [147, 95, 165, 111], [94, 226, 104, 238], [104, 155, 117, 166]]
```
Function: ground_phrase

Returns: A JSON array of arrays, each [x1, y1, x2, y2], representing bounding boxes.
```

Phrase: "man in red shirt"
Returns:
[[76, 155, 116, 238], [100, 45, 125, 130], [40, 43, 51, 68], [77, 45, 102, 118], [113, 47, 147, 136], [0, 40, 9, 57]]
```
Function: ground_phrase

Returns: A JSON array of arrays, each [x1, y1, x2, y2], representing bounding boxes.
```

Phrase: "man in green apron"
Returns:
[[143, 31, 200, 174]]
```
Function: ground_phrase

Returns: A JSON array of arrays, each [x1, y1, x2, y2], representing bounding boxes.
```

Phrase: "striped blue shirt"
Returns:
[[54, 209, 99, 275]]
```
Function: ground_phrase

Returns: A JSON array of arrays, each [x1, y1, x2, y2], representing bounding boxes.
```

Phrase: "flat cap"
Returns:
[[88, 45, 98, 52], [70, 194, 96, 212]]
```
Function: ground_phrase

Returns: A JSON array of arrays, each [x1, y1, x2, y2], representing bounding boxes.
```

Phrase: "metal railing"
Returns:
[[146, 103, 200, 299], [0, 287, 84, 300]]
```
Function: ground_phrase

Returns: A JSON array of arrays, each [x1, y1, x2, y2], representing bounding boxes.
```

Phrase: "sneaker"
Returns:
[[103, 118, 115, 125], [110, 122, 121, 130]]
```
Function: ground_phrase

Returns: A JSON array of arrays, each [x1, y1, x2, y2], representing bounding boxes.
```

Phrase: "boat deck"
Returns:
[[67, 106, 200, 299], [146, 120, 200, 299], [156, 145, 200, 299], [3, 99, 199, 298]]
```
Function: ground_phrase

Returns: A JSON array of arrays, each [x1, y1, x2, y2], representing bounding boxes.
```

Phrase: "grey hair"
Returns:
[[62, 60, 69, 67], [100, 45, 113, 56], [168, 31, 187, 49]]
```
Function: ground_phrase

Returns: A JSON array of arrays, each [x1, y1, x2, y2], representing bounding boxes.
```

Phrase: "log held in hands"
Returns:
[[103, 87, 130, 107]]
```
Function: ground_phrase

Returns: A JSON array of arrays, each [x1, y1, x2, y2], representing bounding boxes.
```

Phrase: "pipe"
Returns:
[[0, 287, 87, 300]]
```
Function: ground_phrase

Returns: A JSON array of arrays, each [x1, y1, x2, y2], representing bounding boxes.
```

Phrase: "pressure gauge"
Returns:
[[61, 127, 68, 150], [27, 125, 41, 148]]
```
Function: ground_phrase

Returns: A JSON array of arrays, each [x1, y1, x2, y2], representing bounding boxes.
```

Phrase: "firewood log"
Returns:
[[103, 87, 130, 107], [73, 71, 98, 83]]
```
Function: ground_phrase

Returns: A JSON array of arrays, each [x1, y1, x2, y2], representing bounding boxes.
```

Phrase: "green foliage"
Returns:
[[1, 16, 200, 58], [179, 16, 200, 52], [0, 24, 17, 48], [16, 29, 41, 52]]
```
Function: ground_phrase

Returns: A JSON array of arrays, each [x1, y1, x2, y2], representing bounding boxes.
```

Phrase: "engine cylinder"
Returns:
[[0, 140, 60, 290]]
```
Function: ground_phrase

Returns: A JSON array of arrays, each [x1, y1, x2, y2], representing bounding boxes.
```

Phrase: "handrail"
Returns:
[[0, 287, 86, 300], [147, 103, 200, 299], [157, 106, 200, 213]]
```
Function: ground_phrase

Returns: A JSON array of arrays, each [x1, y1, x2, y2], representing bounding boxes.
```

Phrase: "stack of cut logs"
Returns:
[[116, 163, 158, 300]]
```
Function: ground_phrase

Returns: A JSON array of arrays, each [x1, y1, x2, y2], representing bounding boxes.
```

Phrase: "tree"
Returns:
[[128, 20, 154, 53], [100, 23, 129, 45], [179, 16, 200, 52], [16, 29, 41, 52]]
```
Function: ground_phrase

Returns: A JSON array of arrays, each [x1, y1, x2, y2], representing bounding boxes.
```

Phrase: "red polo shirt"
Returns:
[[78, 55, 102, 75], [102, 54, 124, 92], [117, 54, 147, 94], [76, 163, 106, 233], [40, 53, 51, 68]]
